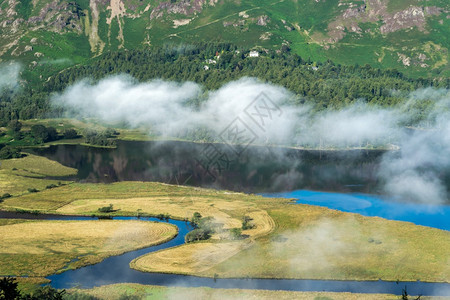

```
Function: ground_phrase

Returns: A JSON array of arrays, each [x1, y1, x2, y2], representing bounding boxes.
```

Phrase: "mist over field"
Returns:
[[52, 75, 450, 204], [0, 62, 21, 91]]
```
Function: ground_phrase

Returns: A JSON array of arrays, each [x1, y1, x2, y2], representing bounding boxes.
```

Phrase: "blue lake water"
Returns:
[[262, 190, 450, 231]]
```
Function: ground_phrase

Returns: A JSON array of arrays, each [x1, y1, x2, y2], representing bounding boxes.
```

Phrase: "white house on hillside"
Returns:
[[249, 51, 259, 57]]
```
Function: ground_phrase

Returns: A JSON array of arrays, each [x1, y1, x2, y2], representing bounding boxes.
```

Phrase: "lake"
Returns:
[[30, 140, 385, 193], [263, 190, 450, 231], [29, 140, 450, 230]]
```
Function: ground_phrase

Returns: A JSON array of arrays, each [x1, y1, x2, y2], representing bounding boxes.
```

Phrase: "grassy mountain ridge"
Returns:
[[0, 0, 448, 79]]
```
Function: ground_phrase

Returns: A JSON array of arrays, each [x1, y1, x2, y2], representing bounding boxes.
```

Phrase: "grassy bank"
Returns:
[[1, 153, 449, 287], [2, 177, 449, 283], [18, 118, 398, 150], [129, 200, 450, 283], [0, 153, 76, 197], [0, 220, 177, 277], [66, 283, 411, 300], [207, 205, 450, 282]]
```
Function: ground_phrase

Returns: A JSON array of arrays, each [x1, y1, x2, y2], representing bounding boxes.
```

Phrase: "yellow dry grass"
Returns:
[[130, 241, 249, 274], [1, 181, 279, 213], [56, 196, 273, 238], [56, 194, 277, 275], [2, 179, 449, 283], [2, 181, 277, 278], [68, 283, 409, 300], [207, 205, 450, 282], [0, 220, 177, 276]]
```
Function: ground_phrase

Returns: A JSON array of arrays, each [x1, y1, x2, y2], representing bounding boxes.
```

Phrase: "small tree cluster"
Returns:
[[241, 215, 254, 230], [7, 121, 22, 140], [185, 228, 212, 243], [83, 129, 117, 146], [30, 124, 58, 144], [186, 212, 215, 243]]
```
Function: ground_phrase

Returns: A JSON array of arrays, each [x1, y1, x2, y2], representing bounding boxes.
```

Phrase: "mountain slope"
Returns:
[[0, 0, 448, 78]]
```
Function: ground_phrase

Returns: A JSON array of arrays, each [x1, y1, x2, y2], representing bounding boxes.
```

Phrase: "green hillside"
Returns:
[[0, 0, 448, 78]]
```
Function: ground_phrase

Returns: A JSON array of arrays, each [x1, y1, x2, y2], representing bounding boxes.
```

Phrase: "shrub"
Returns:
[[46, 126, 58, 141], [27, 188, 38, 193], [0, 146, 21, 159], [98, 204, 114, 213], [185, 228, 211, 243], [31, 285, 66, 300], [191, 211, 202, 227], [0, 193, 12, 203], [242, 215, 254, 230], [83, 129, 116, 146], [230, 228, 242, 239], [30, 124, 49, 143], [0, 193, 12, 199], [156, 213, 170, 221], [7, 120, 22, 132], [64, 292, 100, 300], [63, 128, 78, 139]]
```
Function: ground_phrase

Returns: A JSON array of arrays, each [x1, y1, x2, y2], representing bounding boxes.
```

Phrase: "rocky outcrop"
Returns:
[[27, 1, 84, 33], [380, 6, 441, 34], [256, 15, 270, 26], [150, 0, 213, 20], [322, 0, 445, 45]]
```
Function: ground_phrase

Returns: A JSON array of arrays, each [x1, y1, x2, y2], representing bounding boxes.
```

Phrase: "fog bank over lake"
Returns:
[[52, 76, 450, 204]]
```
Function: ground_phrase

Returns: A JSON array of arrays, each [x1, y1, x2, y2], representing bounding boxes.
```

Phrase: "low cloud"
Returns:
[[52, 75, 450, 204], [0, 62, 21, 91]]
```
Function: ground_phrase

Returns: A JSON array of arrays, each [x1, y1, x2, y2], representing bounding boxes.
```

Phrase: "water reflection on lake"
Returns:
[[29, 140, 384, 193], [29, 140, 450, 229]]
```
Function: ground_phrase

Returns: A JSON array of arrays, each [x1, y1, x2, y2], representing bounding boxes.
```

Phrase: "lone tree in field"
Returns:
[[98, 204, 114, 213]]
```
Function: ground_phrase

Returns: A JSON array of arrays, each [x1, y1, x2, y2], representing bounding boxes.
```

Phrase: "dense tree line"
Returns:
[[1, 42, 448, 126], [0, 120, 79, 154], [45, 42, 448, 109]]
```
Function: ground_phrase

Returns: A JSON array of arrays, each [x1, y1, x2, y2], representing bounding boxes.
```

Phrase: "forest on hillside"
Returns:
[[1, 42, 449, 126]]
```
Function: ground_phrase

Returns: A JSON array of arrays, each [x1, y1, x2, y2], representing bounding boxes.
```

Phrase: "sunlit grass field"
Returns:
[[0, 154, 449, 293], [0, 220, 176, 276], [67, 283, 406, 300], [0, 153, 76, 196]]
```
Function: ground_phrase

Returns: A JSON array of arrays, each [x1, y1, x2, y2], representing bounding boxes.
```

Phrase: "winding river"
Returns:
[[11, 141, 449, 295], [1, 211, 449, 296]]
